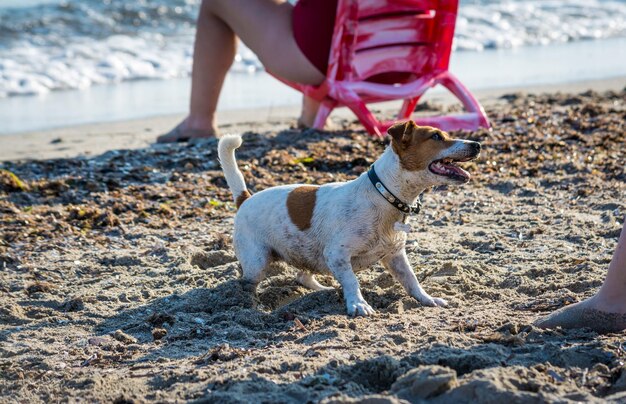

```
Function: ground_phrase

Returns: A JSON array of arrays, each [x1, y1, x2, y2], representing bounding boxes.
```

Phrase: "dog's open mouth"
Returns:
[[428, 157, 473, 182]]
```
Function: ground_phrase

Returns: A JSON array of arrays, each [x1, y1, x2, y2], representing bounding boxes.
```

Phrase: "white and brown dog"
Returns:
[[218, 121, 481, 316]]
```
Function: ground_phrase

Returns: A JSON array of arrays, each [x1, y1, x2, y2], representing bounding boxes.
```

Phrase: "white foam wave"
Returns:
[[455, 1, 626, 51]]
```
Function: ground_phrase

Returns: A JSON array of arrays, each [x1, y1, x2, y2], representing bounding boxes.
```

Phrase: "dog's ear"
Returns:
[[387, 120, 416, 150]]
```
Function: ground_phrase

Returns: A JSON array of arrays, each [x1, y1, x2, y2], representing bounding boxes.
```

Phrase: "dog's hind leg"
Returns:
[[235, 238, 272, 290], [296, 271, 333, 291]]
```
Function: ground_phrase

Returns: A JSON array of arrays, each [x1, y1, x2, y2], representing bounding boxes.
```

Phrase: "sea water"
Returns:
[[0, 0, 625, 134]]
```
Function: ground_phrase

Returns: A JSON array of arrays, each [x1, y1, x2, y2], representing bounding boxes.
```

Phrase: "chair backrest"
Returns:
[[327, 0, 459, 83]]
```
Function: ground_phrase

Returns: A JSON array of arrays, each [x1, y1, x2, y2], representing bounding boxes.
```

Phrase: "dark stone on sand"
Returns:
[[499, 93, 522, 102], [152, 328, 167, 340], [111, 329, 138, 345], [61, 297, 85, 312], [146, 312, 175, 327], [25, 281, 53, 296]]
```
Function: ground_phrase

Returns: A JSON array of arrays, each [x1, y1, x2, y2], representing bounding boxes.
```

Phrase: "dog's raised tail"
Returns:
[[218, 135, 250, 208]]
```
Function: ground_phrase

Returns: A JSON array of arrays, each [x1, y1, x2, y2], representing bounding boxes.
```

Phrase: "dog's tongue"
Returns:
[[431, 162, 470, 179], [447, 164, 470, 179]]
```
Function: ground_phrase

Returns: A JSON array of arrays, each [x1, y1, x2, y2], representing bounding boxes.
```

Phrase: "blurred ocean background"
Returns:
[[1, 0, 625, 134]]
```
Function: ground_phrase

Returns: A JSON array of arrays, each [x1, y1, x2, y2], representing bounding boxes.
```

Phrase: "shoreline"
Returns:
[[0, 75, 624, 162]]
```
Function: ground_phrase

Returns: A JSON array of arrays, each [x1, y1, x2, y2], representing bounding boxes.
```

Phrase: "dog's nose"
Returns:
[[470, 142, 481, 153]]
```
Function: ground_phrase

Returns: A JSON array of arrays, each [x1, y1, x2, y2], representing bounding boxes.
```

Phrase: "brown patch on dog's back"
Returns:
[[387, 121, 453, 171], [287, 186, 318, 231], [236, 190, 251, 209]]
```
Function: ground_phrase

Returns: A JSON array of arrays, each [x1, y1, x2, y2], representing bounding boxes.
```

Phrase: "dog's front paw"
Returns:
[[416, 295, 448, 307], [347, 299, 376, 316], [432, 297, 448, 307]]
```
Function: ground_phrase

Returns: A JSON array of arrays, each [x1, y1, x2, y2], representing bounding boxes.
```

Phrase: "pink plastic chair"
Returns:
[[273, 0, 490, 136]]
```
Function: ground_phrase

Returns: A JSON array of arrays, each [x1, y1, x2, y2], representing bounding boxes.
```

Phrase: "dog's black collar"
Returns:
[[367, 165, 421, 215]]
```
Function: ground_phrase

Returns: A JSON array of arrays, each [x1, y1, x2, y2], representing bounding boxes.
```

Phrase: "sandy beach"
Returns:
[[1, 78, 625, 403]]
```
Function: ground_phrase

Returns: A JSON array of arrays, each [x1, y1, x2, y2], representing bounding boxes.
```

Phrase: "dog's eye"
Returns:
[[431, 133, 442, 141]]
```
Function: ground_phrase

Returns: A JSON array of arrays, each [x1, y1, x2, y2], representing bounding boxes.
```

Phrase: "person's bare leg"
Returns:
[[159, 0, 325, 143], [535, 219, 626, 333], [298, 96, 330, 129], [596, 219, 626, 309], [186, 0, 237, 136], [158, 0, 234, 142]]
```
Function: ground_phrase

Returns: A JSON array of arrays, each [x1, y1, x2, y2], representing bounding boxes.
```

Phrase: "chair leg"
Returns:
[[438, 72, 490, 128], [347, 100, 383, 136], [398, 97, 421, 120], [313, 100, 336, 130]]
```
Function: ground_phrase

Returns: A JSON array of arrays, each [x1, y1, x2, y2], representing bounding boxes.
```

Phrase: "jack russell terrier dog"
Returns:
[[218, 121, 481, 316]]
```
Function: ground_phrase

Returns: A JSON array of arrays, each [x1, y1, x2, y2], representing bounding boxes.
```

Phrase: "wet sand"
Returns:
[[1, 86, 625, 403]]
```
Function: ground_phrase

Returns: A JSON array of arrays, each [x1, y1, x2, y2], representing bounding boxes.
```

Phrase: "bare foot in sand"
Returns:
[[535, 220, 626, 334], [534, 295, 626, 334], [157, 117, 217, 143]]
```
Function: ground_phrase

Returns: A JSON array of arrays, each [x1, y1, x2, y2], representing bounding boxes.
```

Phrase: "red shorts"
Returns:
[[292, 0, 338, 74]]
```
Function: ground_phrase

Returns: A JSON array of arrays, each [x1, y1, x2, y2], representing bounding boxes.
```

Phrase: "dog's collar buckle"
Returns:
[[368, 165, 422, 215]]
